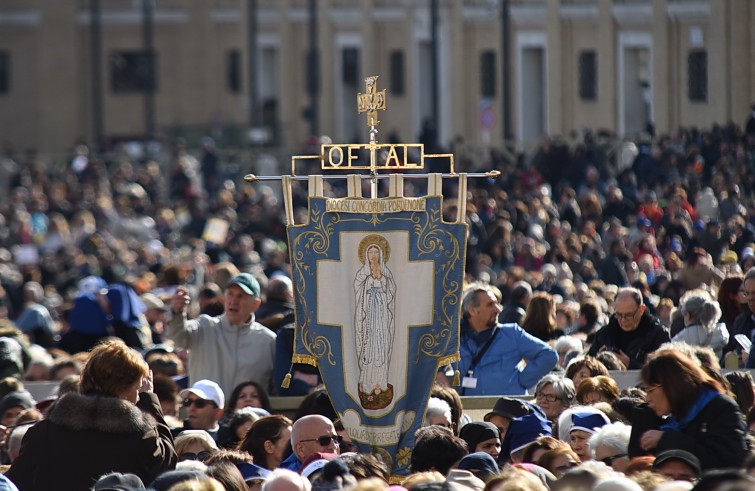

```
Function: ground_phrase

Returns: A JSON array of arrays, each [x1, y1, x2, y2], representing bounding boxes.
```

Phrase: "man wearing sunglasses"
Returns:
[[280, 414, 340, 472], [175, 379, 225, 441]]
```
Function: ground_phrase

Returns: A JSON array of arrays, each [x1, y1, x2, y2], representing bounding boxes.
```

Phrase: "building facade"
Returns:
[[0, 0, 753, 157]]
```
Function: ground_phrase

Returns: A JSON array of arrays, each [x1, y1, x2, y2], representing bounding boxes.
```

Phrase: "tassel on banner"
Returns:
[[282, 372, 292, 389], [453, 370, 461, 387]]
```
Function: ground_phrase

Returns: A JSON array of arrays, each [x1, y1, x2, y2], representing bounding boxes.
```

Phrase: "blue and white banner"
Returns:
[[288, 194, 467, 477]]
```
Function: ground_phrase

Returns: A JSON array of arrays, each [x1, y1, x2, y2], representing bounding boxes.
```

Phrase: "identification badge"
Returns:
[[461, 376, 478, 389]]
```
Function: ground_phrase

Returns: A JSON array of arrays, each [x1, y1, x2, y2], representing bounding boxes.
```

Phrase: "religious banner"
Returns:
[[287, 192, 467, 477], [256, 76, 494, 479]]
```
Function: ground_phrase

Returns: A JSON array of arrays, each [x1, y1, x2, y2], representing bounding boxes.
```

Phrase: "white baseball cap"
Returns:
[[179, 379, 225, 408]]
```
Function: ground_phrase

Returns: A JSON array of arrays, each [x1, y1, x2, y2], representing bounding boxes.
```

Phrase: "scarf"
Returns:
[[660, 389, 719, 431]]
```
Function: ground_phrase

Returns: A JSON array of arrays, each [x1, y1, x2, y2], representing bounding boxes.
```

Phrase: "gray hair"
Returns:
[[681, 294, 722, 333], [534, 374, 575, 405], [424, 397, 452, 426], [554, 336, 583, 357], [615, 287, 643, 307], [23, 281, 44, 302], [588, 421, 631, 457], [461, 285, 493, 318]]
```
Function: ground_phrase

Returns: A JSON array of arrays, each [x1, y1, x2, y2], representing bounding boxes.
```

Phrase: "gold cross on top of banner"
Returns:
[[357, 76, 386, 129]]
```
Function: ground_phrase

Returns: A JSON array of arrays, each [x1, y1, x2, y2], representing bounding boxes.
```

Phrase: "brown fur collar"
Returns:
[[47, 392, 154, 433]]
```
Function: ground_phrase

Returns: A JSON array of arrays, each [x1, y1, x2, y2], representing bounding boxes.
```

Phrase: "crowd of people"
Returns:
[[0, 117, 753, 490]]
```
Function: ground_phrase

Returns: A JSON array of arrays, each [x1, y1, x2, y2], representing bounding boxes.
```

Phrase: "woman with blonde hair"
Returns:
[[175, 430, 218, 462]]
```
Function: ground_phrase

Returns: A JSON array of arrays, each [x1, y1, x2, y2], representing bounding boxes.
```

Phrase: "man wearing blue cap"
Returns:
[[167, 273, 276, 396]]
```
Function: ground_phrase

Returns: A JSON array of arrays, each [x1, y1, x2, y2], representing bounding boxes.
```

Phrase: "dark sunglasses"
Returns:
[[182, 398, 214, 409], [179, 450, 212, 462], [299, 435, 343, 447], [600, 453, 627, 466]]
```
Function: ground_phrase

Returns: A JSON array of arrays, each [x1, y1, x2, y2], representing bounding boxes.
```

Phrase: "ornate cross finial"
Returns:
[[357, 76, 387, 129]]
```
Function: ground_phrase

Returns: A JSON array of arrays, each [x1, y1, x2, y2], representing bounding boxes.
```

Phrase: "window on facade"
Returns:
[[342, 47, 359, 85], [578, 50, 597, 100], [0, 52, 9, 94], [390, 50, 404, 95], [688, 50, 707, 102], [110, 50, 157, 93], [228, 49, 241, 93], [480, 51, 496, 98]]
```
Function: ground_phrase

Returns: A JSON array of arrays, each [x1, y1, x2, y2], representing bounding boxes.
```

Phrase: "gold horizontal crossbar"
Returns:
[[243, 170, 500, 183]]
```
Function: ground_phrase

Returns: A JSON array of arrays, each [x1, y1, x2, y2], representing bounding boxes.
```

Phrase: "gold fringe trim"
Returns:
[[438, 353, 460, 367], [292, 354, 318, 367]]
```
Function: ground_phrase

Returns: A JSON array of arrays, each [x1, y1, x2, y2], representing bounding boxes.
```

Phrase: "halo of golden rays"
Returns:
[[357, 234, 391, 264]]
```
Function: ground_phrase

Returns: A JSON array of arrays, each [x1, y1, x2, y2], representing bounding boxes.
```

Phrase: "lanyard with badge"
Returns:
[[461, 326, 500, 395]]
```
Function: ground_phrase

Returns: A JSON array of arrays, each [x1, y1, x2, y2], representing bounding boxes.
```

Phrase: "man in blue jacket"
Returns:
[[456, 286, 557, 396]]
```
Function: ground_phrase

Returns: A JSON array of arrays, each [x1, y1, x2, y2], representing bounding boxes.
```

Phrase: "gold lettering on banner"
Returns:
[[325, 198, 427, 214], [322, 143, 423, 170]]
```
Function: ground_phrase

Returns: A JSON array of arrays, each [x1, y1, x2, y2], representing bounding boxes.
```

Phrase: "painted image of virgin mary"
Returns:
[[354, 236, 396, 409]]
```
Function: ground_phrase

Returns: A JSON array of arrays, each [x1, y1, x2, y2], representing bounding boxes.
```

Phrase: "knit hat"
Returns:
[[0, 391, 36, 417], [569, 408, 610, 434], [502, 407, 552, 457], [446, 469, 485, 491], [235, 462, 272, 483], [457, 452, 500, 481], [458, 422, 500, 453], [93, 472, 146, 490], [652, 449, 701, 476], [300, 452, 339, 478]]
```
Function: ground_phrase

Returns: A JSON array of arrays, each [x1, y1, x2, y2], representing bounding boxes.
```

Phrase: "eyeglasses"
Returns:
[[741, 290, 755, 298], [299, 435, 343, 447], [182, 398, 214, 409], [614, 307, 640, 321], [639, 384, 661, 395], [179, 450, 212, 462], [600, 453, 627, 466], [535, 392, 559, 403]]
